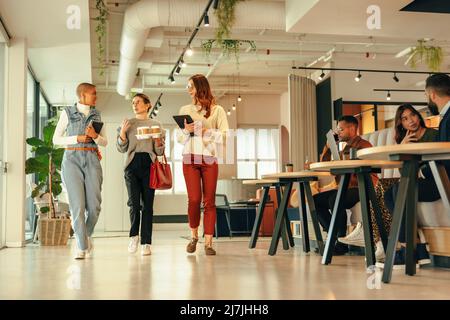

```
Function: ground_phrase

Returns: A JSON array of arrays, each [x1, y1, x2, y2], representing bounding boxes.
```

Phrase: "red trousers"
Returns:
[[183, 155, 218, 235]]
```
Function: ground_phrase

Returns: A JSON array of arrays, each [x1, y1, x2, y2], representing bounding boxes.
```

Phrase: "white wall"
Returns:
[[222, 94, 281, 125], [4, 39, 27, 247], [94, 91, 282, 231]]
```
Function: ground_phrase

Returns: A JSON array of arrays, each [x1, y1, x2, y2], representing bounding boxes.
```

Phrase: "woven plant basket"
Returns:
[[38, 216, 72, 246]]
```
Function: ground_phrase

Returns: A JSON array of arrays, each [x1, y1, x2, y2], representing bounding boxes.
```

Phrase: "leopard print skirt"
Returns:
[[370, 178, 399, 243]]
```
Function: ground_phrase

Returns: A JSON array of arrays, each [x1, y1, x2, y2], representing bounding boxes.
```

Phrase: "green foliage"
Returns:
[[25, 120, 65, 218], [94, 0, 109, 76], [208, 1, 256, 66], [215, 0, 245, 42], [406, 40, 443, 72], [201, 39, 256, 65]]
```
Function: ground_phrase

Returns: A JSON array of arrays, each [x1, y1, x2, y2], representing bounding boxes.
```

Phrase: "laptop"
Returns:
[[326, 129, 341, 160]]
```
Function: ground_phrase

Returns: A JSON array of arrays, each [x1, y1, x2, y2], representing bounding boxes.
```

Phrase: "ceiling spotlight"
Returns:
[[393, 73, 399, 82], [232, 104, 236, 111], [204, 14, 210, 27], [237, 95, 242, 102], [355, 71, 362, 82], [386, 91, 391, 101], [227, 109, 231, 116], [186, 47, 193, 56], [181, 59, 187, 68], [213, 0, 219, 10], [154, 108, 159, 114], [318, 70, 325, 81], [169, 75, 175, 84], [175, 65, 182, 75]]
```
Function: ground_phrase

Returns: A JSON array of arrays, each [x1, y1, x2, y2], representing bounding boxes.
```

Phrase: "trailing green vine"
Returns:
[[406, 40, 443, 72], [94, 0, 109, 76], [215, 0, 245, 42], [201, 39, 256, 65]]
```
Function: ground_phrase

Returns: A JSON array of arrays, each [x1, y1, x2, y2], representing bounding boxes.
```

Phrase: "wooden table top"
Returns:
[[357, 142, 450, 160], [242, 179, 279, 185], [261, 171, 332, 179], [309, 160, 402, 171]]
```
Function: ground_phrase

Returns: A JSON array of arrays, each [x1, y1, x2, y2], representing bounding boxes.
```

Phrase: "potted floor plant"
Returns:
[[25, 119, 71, 246]]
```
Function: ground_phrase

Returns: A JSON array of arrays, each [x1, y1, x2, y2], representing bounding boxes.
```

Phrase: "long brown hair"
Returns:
[[394, 104, 427, 144], [190, 74, 215, 118]]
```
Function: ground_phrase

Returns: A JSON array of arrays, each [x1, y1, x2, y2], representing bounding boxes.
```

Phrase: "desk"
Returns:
[[242, 179, 292, 250], [357, 142, 450, 283], [310, 160, 402, 267], [261, 171, 332, 256]]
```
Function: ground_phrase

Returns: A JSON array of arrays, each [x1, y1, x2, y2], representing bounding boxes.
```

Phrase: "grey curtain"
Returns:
[[288, 74, 318, 170]]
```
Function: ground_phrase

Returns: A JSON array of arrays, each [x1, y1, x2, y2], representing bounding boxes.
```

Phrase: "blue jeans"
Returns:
[[62, 150, 103, 251]]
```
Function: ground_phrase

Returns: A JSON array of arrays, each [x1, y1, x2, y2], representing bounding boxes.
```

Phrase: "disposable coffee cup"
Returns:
[[285, 164, 293, 172]]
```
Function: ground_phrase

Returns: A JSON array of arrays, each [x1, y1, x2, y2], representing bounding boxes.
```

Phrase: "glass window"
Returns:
[[39, 92, 49, 139], [236, 127, 280, 179], [237, 128, 255, 160], [25, 71, 36, 240]]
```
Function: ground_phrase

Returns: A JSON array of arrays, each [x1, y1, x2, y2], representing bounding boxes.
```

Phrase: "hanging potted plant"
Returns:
[[25, 119, 71, 246], [94, 0, 109, 76], [215, 0, 245, 42], [406, 39, 444, 72], [201, 39, 256, 64], [202, 0, 256, 65]]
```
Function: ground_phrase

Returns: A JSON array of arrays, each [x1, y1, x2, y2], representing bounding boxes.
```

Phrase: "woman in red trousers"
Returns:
[[176, 74, 229, 255]]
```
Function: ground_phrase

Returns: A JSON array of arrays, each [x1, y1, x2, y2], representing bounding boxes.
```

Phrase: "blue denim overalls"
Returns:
[[61, 104, 103, 251]]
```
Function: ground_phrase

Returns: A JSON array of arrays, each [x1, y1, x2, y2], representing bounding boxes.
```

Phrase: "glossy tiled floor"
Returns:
[[0, 224, 449, 300]]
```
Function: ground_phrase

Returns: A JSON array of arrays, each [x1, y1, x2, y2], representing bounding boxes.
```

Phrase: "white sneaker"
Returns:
[[375, 241, 385, 262], [141, 244, 151, 256], [86, 237, 94, 256], [74, 250, 86, 260], [128, 236, 139, 253], [338, 222, 365, 247]]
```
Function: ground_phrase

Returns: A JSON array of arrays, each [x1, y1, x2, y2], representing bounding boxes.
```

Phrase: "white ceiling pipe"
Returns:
[[117, 0, 285, 96]]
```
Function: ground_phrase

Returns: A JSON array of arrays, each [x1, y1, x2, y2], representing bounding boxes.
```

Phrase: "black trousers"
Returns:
[[384, 177, 440, 243], [124, 153, 155, 244], [313, 188, 360, 237]]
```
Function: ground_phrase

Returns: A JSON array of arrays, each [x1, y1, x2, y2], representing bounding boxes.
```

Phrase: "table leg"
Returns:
[[429, 161, 450, 209], [249, 186, 269, 249], [268, 182, 293, 256], [275, 185, 290, 250], [356, 173, 375, 267], [304, 181, 324, 255], [298, 183, 310, 253], [405, 161, 419, 276], [382, 161, 414, 283], [322, 173, 351, 265]]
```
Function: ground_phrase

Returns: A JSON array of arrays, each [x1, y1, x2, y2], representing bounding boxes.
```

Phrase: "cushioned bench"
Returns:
[[348, 128, 450, 257]]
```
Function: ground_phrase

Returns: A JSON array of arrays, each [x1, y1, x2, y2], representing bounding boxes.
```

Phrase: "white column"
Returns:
[[5, 38, 27, 247]]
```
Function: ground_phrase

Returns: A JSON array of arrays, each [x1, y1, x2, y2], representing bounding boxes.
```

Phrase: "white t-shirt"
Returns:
[[53, 102, 107, 147]]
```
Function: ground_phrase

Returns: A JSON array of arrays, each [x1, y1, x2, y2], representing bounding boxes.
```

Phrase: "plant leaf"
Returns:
[[31, 183, 46, 198], [26, 137, 45, 147], [52, 148, 65, 167], [40, 206, 50, 214], [35, 146, 53, 156], [25, 158, 47, 175], [51, 182, 62, 196], [43, 123, 56, 145]]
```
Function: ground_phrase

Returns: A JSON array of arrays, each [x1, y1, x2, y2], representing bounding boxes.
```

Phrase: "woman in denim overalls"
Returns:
[[53, 83, 107, 259]]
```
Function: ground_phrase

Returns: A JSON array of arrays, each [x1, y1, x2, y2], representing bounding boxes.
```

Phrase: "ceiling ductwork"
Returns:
[[117, 0, 285, 96]]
